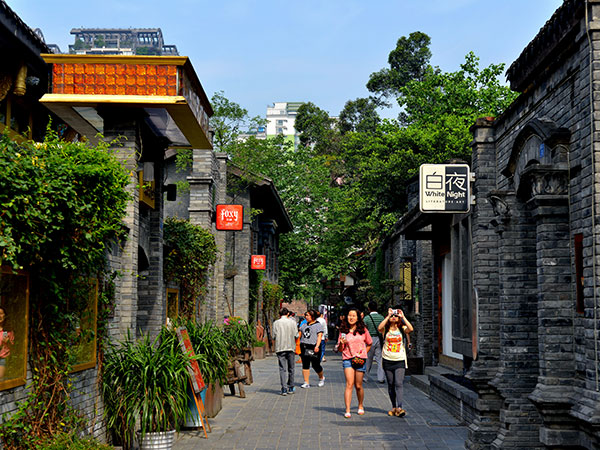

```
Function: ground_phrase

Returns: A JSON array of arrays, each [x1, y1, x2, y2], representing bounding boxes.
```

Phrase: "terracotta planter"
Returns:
[[204, 383, 223, 418], [253, 345, 265, 359]]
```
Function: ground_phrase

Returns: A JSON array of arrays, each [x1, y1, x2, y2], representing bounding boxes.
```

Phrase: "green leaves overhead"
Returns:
[[367, 31, 433, 100], [210, 35, 518, 302], [0, 130, 130, 271], [163, 217, 217, 316]]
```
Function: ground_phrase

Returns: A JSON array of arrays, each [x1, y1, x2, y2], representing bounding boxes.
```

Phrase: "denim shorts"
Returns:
[[342, 359, 366, 372]]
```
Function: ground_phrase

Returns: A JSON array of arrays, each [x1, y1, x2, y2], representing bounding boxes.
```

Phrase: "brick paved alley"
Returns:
[[174, 345, 467, 449]]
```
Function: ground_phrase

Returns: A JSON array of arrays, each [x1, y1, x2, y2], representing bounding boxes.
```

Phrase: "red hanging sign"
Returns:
[[215, 204, 243, 231], [251, 255, 266, 270]]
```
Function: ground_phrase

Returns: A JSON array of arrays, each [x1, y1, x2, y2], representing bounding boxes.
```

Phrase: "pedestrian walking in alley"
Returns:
[[378, 307, 414, 417], [273, 307, 299, 396], [316, 310, 328, 362], [364, 301, 385, 383], [335, 306, 372, 418], [299, 309, 325, 388]]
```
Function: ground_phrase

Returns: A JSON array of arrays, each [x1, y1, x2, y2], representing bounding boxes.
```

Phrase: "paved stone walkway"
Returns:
[[174, 346, 468, 449]]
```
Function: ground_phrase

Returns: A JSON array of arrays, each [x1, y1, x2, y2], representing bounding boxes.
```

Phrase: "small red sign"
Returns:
[[176, 327, 206, 393], [215, 204, 243, 231], [251, 255, 266, 270]]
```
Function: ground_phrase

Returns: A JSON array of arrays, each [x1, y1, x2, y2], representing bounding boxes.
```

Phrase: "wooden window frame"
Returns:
[[0, 267, 30, 391], [70, 279, 98, 373]]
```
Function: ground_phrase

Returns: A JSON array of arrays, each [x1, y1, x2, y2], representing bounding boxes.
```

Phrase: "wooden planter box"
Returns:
[[253, 345, 265, 359], [204, 383, 223, 418]]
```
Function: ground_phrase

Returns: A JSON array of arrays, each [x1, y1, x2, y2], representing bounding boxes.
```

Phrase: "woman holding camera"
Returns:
[[335, 307, 372, 418], [378, 307, 414, 417], [299, 309, 325, 388]]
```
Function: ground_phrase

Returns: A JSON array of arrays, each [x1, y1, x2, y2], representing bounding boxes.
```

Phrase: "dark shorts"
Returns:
[[342, 359, 366, 372]]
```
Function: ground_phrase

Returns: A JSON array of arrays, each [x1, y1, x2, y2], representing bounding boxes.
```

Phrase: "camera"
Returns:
[[391, 309, 399, 315]]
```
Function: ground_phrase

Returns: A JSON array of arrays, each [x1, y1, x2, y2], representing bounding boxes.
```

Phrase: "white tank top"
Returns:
[[382, 328, 407, 367]]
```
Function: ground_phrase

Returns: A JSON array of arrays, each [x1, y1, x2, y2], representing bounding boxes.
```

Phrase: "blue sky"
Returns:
[[10, 0, 563, 119]]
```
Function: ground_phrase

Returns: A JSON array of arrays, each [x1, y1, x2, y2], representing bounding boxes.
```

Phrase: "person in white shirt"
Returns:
[[272, 308, 299, 395], [316, 311, 328, 362]]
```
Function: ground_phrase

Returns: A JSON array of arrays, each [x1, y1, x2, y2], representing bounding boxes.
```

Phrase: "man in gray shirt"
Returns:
[[364, 301, 385, 383], [272, 308, 298, 395]]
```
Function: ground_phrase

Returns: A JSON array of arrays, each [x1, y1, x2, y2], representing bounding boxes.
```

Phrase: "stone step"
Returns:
[[410, 374, 430, 396]]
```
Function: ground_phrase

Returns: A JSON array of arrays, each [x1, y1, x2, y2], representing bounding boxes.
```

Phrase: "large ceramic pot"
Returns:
[[136, 430, 176, 450], [253, 345, 265, 360]]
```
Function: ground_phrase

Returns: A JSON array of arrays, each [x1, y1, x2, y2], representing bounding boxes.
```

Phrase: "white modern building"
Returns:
[[266, 101, 303, 148]]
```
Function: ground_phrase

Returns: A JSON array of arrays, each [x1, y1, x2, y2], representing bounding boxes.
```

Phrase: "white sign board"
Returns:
[[419, 164, 470, 213]]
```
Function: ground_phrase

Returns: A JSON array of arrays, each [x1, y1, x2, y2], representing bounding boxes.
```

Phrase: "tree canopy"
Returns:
[[210, 32, 519, 302], [367, 31, 433, 100]]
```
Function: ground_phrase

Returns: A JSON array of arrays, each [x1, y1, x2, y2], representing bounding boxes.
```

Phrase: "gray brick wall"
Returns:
[[465, 3, 600, 447]]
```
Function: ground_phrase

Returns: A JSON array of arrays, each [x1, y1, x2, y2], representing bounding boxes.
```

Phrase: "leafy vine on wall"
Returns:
[[163, 217, 217, 318], [0, 128, 130, 448]]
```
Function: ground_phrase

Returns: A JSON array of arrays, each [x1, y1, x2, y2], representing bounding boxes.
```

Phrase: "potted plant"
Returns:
[[102, 331, 191, 450], [252, 339, 266, 360], [182, 318, 229, 418], [223, 317, 255, 385], [222, 316, 254, 357]]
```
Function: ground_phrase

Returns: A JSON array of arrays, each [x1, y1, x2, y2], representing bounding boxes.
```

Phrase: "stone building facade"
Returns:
[[166, 152, 293, 324], [398, 0, 600, 447]]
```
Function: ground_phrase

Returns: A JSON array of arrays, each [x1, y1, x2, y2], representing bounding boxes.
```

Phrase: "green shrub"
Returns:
[[35, 432, 113, 450], [102, 331, 191, 448]]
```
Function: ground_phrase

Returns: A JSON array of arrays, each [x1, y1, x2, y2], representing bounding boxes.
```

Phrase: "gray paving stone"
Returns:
[[174, 344, 467, 449]]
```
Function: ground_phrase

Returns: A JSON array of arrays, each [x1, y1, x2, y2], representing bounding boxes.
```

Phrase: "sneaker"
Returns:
[[288, 387, 295, 394], [318, 378, 325, 387], [281, 389, 288, 396], [301, 383, 310, 389]]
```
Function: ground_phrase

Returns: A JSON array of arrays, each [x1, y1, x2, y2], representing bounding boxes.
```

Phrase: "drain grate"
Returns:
[[427, 421, 466, 427]]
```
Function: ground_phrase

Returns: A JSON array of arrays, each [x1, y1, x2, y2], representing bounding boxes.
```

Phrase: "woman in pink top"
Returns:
[[334, 307, 372, 418]]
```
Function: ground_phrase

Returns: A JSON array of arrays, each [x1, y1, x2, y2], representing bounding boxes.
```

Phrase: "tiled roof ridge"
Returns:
[[0, 0, 50, 52], [507, 0, 582, 92]]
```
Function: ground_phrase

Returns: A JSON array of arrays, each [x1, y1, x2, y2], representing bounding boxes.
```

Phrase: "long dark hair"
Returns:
[[339, 307, 366, 335]]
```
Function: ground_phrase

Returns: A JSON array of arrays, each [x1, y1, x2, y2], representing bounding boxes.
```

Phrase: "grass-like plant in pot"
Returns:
[[182, 318, 229, 387], [101, 331, 190, 450], [222, 316, 254, 357]]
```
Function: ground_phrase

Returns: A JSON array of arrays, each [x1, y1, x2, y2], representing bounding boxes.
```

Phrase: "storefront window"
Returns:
[[0, 267, 29, 391], [451, 217, 473, 357]]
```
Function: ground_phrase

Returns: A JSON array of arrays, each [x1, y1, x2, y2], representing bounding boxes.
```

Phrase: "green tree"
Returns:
[[338, 97, 381, 135], [210, 91, 265, 153], [367, 31, 433, 100], [338, 50, 518, 246]]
